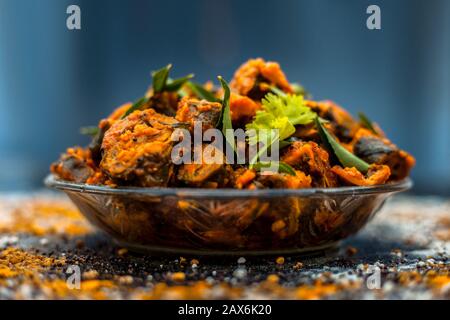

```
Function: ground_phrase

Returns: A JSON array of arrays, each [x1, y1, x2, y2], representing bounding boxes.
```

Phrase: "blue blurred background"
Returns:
[[0, 0, 449, 194]]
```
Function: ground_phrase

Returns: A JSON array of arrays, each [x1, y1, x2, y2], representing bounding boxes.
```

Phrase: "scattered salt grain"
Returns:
[[233, 268, 247, 279]]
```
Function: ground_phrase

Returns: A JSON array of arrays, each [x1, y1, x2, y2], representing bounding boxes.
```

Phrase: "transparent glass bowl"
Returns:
[[45, 175, 412, 255]]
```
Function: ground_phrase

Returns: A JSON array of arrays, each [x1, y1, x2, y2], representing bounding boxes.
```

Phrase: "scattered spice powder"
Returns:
[[0, 200, 91, 237], [82, 269, 99, 280], [40, 279, 116, 300], [293, 262, 304, 270], [0, 195, 448, 300], [266, 274, 279, 283], [396, 267, 450, 295], [0, 247, 65, 279], [346, 246, 358, 256], [433, 216, 450, 241], [190, 259, 199, 266], [117, 275, 134, 285], [427, 274, 450, 291], [171, 272, 186, 282], [117, 248, 128, 256], [295, 281, 341, 300]]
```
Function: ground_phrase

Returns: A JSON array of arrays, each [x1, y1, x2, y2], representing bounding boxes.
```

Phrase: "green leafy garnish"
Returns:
[[152, 64, 172, 93], [248, 93, 316, 136], [277, 162, 297, 175], [178, 87, 189, 98], [122, 65, 192, 119], [151, 64, 193, 93], [188, 82, 221, 102], [170, 122, 191, 129], [246, 93, 316, 166], [218, 76, 235, 153], [80, 126, 99, 137], [271, 83, 310, 99], [269, 86, 287, 98], [292, 83, 310, 98], [253, 161, 296, 176], [358, 112, 377, 134], [121, 96, 150, 119], [165, 74, 194, 92], [314, 116, 369, 173], [279, 140, 293, 149]]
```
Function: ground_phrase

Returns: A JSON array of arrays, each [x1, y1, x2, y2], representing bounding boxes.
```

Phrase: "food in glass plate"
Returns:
[[47, 58, 415, 254]]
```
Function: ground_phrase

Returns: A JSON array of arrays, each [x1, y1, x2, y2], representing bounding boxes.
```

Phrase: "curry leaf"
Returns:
[[278, 161, 297, 175], [279, 140, 292, 149], [80, 126, 99, 137], [170, 122, 191, 129], [253, 161, 296, 176], [270, 86, 287, 98], [218, 76, 235, 153], [152, 64, 172, 93], [314, 116, 369, 173], [358, 112, 377, 134], [178, 88, 189, 98], [272, 83, 311, 99], [121, 96, 149, 119], [165, 74, 194, 92], [188, 82, 221, 102]]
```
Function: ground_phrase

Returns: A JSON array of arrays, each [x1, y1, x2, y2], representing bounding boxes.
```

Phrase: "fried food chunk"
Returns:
[[281, 141, 338, 187], [88, 102, 133, 163], [351, 128, 415, 180], [256, 170, 312, 189], [292, 123, 319, 142], [230, 58, 293, 100], [51, 59, 415, 191], [176, 144, 232, 188], [268, 197, 303, 239], [331, 164, 391, 186], [145, 91, 180, 116], [234, 168, 257, 189], [305, 100, 359, 143], [51, 147, 96, 183], [313, 210, 346, 233], [229, 93, 261, 127], [100, 108, 177, 187], [175, 97, 222, 132]]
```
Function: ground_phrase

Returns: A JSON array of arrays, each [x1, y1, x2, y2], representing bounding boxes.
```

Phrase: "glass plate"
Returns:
[[45, 174, 412, 255]]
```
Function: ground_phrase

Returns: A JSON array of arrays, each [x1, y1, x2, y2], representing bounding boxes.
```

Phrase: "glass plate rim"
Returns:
[[44, 174, 413, 198]]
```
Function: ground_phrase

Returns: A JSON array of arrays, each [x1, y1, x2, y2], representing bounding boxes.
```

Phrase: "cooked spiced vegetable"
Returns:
[[51, 58, 415, 189], [100, 108, 177, 187], [230, 58, 293, 100], [175, 97, 223, 133]]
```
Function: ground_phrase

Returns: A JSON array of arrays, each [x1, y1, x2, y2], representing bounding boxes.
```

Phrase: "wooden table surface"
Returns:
[[0, 192, 448, 300]]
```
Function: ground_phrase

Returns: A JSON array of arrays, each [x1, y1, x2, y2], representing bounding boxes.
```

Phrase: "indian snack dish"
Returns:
[[48, 58, 414, 254], [51, 58, 414, 188]]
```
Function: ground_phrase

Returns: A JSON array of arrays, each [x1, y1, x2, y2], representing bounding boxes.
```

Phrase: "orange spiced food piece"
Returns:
[[100, 108, 177, 187], [229, 93, 261, 127], [331, 164, 391, 186], [230, 58, 293, 100]]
